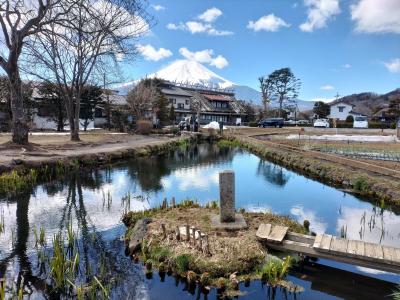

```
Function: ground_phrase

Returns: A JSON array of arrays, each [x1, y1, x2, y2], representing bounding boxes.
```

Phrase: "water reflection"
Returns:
[[256, 161, 290, 187], [0, 143, 399, 299]]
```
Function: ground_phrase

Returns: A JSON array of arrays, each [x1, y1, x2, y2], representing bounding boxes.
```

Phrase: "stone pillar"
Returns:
[[219, 170, 235, 222]]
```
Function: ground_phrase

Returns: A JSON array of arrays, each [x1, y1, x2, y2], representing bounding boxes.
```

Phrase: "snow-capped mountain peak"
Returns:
[[150, 59, 234, 88], [118, 59, 234, 91]]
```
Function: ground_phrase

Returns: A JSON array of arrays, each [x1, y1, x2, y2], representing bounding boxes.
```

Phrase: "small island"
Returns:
[[123, 170, 306, 296]]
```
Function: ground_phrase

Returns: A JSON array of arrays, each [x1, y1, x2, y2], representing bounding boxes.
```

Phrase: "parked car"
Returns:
[[284, 120, 297, 125], [313, 119, 330, 128], [258, 118, 284, 128], [353, 116, 368, 129], [297, 120, 310, 126]]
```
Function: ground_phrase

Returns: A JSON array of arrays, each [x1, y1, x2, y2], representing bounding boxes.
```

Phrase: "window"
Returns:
[[185, 99, 189, 105], [177, 103, 184, 109], [169, 98, 176, 104], [338, 106, 345, 112]]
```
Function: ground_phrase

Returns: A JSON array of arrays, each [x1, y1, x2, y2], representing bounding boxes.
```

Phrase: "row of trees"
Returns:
[[0, 0, 150, 144]]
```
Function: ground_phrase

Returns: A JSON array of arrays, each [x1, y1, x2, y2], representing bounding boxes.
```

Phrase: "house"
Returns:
[[328, 101, 366, 121], [159, 81, 247, 125]]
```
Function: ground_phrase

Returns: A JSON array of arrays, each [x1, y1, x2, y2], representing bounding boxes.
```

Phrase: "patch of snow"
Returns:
[[286, 134, 398, 142], [202, 121, 227, 130]]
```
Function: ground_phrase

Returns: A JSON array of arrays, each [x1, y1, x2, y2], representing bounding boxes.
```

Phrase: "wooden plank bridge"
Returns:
[[257, 224, 400, 274]]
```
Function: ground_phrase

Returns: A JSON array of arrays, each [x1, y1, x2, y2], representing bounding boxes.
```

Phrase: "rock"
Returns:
[[126, 217, 152, 255], [12, 159, 23, 165]]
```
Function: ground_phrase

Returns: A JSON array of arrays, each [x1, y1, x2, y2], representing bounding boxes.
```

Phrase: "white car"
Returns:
[[353, 116, 368, 128], [313, 119, 330, 128]]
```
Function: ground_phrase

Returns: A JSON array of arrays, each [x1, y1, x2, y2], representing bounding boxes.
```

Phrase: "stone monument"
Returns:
[[211, 170, 247, 230]]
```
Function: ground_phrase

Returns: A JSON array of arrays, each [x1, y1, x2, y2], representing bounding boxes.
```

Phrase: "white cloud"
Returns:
[[343, 63, 352, 69], [351, 0, 400, 33], [198, 7, 222, 23], [384, 58, 400, 73], [186, 21, 212, 34], [137, 44, 172, 61], [167, 21, 233, 36], [321, 85, 334, 90], [209, 55, 229, 69], [247, 14, 290, 32], [166, 23, 184, 30], [299, 0, 340, 32], [151, 4, 165, 11], [179, 47, 229, 69], [166, 7, 232, 36]]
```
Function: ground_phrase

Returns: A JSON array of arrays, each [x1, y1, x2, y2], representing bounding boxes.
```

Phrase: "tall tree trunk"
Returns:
[[9, 68, 29, 144], [279, 96, 283, 118], [72, 95, 80, 141]]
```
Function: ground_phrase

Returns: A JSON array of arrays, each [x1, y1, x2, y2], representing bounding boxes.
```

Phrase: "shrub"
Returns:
[[175, 254, 192, 274], [248, 122, 259, 127], [136, 120, 152, 135], [353, 177, 369, 192]]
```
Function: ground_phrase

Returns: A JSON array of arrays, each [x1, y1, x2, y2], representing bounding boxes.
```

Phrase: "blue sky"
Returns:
[[123, 0, 400, 101]]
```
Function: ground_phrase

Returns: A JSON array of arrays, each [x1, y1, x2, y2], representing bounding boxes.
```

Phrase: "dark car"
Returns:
[[258, 118, 284, 128]]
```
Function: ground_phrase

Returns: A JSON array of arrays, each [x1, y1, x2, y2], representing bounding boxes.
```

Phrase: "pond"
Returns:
[[0, 143, 399, 299]]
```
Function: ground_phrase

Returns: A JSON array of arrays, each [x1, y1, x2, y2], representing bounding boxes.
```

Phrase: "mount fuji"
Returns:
[[117, 59, 314, 111]]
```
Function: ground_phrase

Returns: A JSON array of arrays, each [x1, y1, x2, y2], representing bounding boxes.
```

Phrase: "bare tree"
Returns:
[[26, 0, 150, 141], [0, 0, 66, 144], [126, 78, 159, 121]]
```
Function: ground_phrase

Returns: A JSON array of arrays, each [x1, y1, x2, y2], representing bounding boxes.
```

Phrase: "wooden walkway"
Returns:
[[256, 223, 400, 274]]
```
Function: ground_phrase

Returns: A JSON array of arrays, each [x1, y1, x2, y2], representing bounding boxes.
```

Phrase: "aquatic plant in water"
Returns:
[[260, 256, 292, 286]]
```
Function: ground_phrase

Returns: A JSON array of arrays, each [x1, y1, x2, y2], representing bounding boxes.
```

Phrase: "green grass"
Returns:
[[175, 254, 193, 275]]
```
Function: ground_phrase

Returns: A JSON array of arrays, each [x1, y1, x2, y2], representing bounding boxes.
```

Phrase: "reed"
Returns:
[[0, 209, 4, 235], [50, 233, 68, 290], [0, 278, 5, 300]]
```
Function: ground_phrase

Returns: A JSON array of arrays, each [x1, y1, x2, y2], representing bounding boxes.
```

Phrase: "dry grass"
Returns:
[[125, 205, 304, 280]]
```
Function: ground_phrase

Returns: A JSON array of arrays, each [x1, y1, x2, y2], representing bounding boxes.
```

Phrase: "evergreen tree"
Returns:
[[388, 98, 400, 121], [154, 93, 169, 127], [313, 101, 330, 118], [169, 104, 175, 124], [80, 85, 104, 131], [37, 82, 67, 132]]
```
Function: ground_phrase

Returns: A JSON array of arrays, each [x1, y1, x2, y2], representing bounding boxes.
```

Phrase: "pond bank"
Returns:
[[122, 201, 306, 296], [225, 135, 400, 208], [0, 134, 200, 195]]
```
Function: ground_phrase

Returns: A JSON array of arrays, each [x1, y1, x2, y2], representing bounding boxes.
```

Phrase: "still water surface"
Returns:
[[0, 144, 399, 299]]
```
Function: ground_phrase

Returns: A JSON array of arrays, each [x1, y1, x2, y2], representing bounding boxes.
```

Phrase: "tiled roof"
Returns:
[[161, 86, 193, 97], [203, 94, 232, 101]]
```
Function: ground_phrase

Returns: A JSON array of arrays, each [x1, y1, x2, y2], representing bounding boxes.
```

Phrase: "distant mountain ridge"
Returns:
[[116, 59, 315, 111]]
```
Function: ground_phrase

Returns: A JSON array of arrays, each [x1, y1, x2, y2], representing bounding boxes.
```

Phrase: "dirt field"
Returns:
[[0, 131, 177, 170]]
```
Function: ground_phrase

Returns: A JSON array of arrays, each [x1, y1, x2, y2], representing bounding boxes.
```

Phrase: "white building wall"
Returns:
[[167, 95, 191, 110], [328, 103, 353, 121]]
